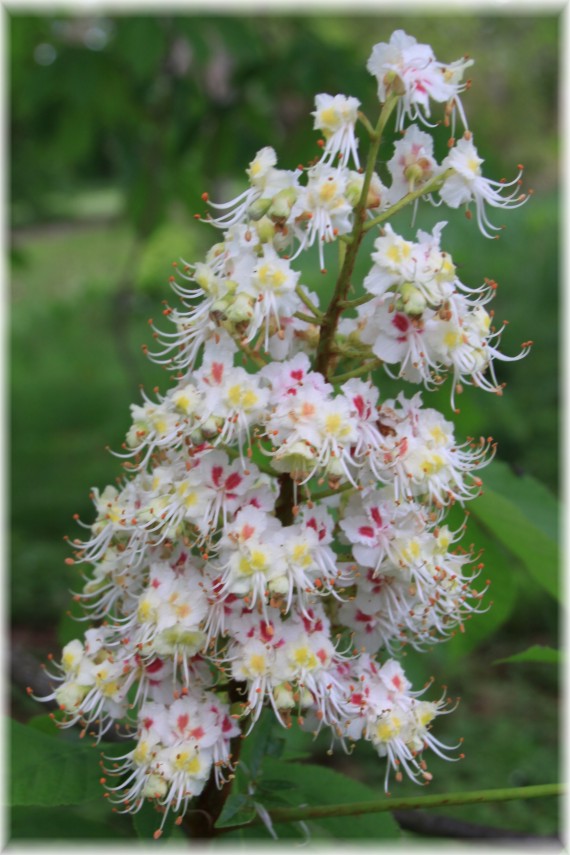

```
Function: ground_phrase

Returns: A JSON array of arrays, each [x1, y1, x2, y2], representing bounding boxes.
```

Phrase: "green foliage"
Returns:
[[10, 718, 107, 806], [215, 711, 400, 840], [220, 756, 401, 840], [470, 463, 559, 601], [10, 806, 123, 840], [494, 645, 561, 666]]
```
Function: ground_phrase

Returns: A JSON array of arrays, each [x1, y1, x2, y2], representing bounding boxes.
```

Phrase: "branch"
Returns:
[[295, 285, 323, 319], [362, 168, 455, 233], [217, 783, 565, 833], [294, 311, 322, 325], [392, 809, 560, 841], [331, 359, 381, 384], [314, 96, 398, 379]]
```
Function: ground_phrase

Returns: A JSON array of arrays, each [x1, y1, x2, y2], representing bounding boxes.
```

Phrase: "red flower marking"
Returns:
[[359, 525, 375, 538], [291, 370, 304, 381], [353, 395, 365, 418], [316, 648, 328, 665], [212, 362, 224, 384], [225, 472, 242, 491], [371, 507, 383, 528], [306, 516, 326, 540], [146, 658, 164, 674], [190, 726, 205, 740], [260, 620, 275, 643], [392, 313, 410, 333], [211, 465, 223, 487], [177, 714, 190, 732]]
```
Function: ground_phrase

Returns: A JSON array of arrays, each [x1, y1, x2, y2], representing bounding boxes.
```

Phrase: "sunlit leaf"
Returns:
[[494, 645, 561, 665]]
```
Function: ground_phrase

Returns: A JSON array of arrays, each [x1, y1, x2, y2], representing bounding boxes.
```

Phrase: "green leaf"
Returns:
[[25, 713, 64, 736], [9, 718, 107, 806], [239, 709, 285, 781], [481, 461, 559, 543], [215, 793, 257, 829], [280, 721, 315, 761], [10, 805, 118, 840], [471, 463, 559, 601], [494, 645, 562, 665], [251, 759, 400, 840]]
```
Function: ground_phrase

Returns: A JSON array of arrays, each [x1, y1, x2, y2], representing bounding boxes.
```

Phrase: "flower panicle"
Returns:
[[37, 30, 528, 837]]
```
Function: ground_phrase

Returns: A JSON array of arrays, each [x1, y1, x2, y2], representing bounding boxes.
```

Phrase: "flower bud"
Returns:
[[273, 683, 296, 709], [55, 681, 89, 712], [224, 294, 254, 323], [255, 215, 277, 243], [268, 575, 290, 596], [142, 774, 168, 800], [396, 283, 427, 316], [247, 197, 272, 221], [269, 187, 297, 220], [383, 70, 406, 96], [272, 441, 317, 481]]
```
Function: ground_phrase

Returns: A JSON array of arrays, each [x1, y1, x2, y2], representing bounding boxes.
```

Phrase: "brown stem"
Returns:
[[314, 97, 398, 379], [182, 474, 296, 838], [183, 680, 244, 838]]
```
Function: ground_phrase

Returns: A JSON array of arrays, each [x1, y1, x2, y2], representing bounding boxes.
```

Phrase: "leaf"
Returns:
[[471, 463, 559, 601], [10, 805, 118, 840], [252, 759, 400, 840], [239, 709, 285, 781], [494, 645, 562, 665], [25, 713, 64, 736], [481, 460, 559, 543], [9, 718, 107, 806], [215, 793, 257, 829], [280, 721, 315, 761]]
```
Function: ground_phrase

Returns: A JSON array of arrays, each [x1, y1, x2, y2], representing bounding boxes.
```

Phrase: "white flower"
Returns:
[[312, 93, 361, 167], [387, 124, 439, 203], [205, 147, 300, 229], [440, 134, 528, 238], [289, 164, 353, 271], [367, 30, 473, 132]]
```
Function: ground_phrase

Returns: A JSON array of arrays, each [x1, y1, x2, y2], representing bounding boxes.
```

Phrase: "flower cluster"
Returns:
[[37, 30, 528, 837]]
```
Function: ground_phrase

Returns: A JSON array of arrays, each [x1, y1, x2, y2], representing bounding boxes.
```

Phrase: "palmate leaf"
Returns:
[[470, 461, 559, 601], [9, 718, 107, 806]]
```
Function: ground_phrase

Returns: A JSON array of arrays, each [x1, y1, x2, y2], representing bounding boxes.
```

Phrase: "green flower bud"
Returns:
[[255, 215, 277, 243], [224, 293, 254, 323], [142, 774, 168, 800], [396, 283, 427, 316], [247, 197, 272, 221], [269, 187, 297, 220]]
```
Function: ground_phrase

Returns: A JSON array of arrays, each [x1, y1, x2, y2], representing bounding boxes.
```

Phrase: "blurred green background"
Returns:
[[9, 12, 561, 842]]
